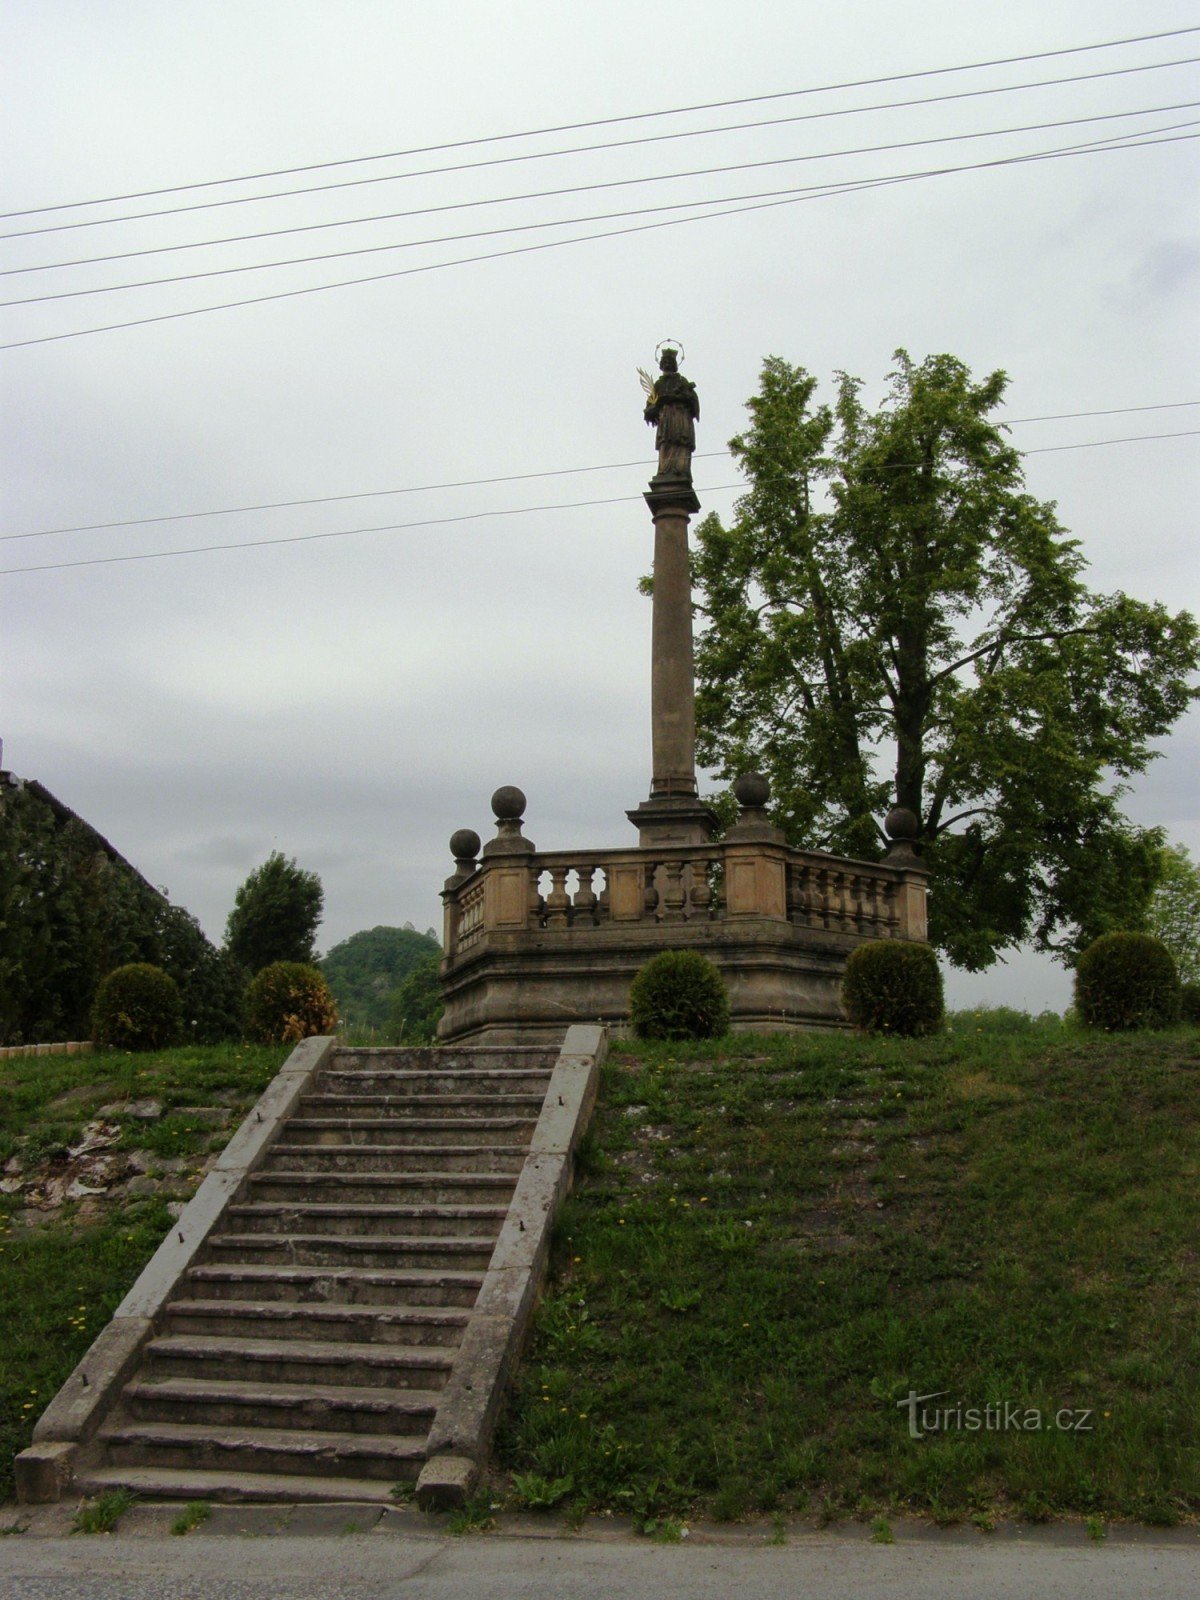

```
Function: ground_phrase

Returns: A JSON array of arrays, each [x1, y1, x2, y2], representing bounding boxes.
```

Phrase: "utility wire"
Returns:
[[5, 404, 1198, 546], [2, 432, 1196, 577], [5, 54, 1197, 254], [3, 126, 1193, 353], [5, 100, 1195, 308], [4, 23, 1196, 222], [0, 487, 742, 575], [5, 52, 1196, 245]]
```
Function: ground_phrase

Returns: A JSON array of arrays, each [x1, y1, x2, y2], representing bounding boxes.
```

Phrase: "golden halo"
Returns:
[[655, 338, 686, 363]]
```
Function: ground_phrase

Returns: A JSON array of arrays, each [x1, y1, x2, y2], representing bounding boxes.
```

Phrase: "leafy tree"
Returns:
[[692, 351, 1199, 969], [389, 952, 443, 1044], [0, 779, 239, 1043], [1144, 844, 1200, 983], [223, 851, 323, 974], [321, 924, 440, 1033]]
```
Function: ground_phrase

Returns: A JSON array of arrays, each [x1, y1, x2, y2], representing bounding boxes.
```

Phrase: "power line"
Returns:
[[5, 53, 1197, 252], [2, 432, 1196, 577], [5, 24, 1195, 223], [4, 127, 1194, 354], [5, 404, 1197, 546], [0, 487, 741, 575], [1020, 429, 1200, 454], [6, 101, 1195, 308], [1004, 400, 1200, 423]]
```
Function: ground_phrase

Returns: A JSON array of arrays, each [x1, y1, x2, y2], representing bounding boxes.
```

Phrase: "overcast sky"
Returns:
[[2, 0, 1197, 1012]]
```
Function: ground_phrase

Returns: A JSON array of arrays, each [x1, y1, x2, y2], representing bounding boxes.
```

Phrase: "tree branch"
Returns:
[[929, 625, 1100, 688], [932, 806, 999, 836]]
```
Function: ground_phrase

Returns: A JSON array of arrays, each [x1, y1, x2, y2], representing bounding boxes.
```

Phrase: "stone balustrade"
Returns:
[[437, 785, 930, 1042], [444, 839, 923, 957]]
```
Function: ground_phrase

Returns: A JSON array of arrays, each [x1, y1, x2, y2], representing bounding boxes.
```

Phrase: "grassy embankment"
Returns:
[[496, 1015, 1200, 1529], [2, 1019, 1198, 1528], [0, 1043, 287, 1504]]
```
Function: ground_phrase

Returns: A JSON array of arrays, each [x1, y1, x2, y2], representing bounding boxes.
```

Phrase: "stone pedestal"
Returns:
[[628, 475, 717, 846]]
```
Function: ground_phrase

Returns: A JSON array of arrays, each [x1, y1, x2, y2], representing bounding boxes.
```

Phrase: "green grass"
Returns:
[[171, 1501, 211, 1536], [0, 1043, 287, 1503], [72, 1488, 136, 1533], [496, 1017, 1200, 1527]]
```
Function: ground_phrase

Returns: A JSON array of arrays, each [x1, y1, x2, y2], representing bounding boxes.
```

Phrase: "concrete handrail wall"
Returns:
[[415, 1023, 607, 1508]]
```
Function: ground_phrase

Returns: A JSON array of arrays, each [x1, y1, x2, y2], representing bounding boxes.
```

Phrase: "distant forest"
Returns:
[[320, 924, 439, 1033]]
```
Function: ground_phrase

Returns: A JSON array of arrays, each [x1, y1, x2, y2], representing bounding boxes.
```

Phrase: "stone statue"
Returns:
[[640, 347, 699, 481]]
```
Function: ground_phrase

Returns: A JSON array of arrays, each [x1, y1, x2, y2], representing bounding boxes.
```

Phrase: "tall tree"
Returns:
[[321, 924, 440, 1032], [1144, 844, 1200, 983], [692, 352, 1199, 970], [224, 851, 323, 974]]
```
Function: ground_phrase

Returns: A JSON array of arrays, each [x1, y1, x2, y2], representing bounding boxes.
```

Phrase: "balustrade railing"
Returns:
[[444, 837, 923, 958]]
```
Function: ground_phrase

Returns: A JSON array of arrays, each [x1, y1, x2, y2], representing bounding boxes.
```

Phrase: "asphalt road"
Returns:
[[2, 1529, 1199, 1600]]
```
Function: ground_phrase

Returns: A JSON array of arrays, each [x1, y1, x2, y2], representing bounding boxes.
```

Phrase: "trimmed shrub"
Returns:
[[1075, 932, 1181, 1031], [243, 961, 339, 1044], [91, 963, 183, 1051], [628, 950, 730, 1041], [841, 940, 944, 1037], [1180, 982, 1200, 1025]]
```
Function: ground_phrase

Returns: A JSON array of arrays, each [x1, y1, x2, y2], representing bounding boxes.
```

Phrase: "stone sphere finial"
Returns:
[[491, 785, 526, 822], [884, 806, 920, 843], [449, 828, 481, 862], [733, 771, 771, 810]]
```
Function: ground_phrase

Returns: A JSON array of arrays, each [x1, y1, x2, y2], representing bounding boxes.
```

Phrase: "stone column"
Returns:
[[627, 347, 716, 848], [648, 479, 701, 801]]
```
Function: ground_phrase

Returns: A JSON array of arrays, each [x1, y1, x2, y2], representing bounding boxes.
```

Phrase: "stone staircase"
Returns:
[[71, 1044, 559, 1504]]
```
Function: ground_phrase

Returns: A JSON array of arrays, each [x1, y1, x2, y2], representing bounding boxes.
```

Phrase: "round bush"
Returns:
[[628, 950, 730, 1041], [243, 961, 339, 1044], [91, 963, 183, 1051], [1180, 982, 1200, 1026], [841, 941, 944, 1037], [1074, 932, 1181, 1031]]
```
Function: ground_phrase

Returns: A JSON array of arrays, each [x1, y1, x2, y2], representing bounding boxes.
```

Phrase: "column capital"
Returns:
[[644, 479, 701, 518]]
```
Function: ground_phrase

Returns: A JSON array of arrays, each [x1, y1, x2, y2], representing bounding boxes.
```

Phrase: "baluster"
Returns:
[[643, 862, 660, 919], [573, 865, 598, 927], [595, 867, 611, 924], [544, 864, 571, 926], [689, 855, 711, 919], [867, 874, 884, 935], [880, 878, 898, 935], [789, 862, 809, 925], [836, 871, 852, 932], [661, 859, 686, 922], [859, 873, 875, 934], [530, 871, 546, 928], [847, 873, 862, 932], [815, 867, 830, 929]]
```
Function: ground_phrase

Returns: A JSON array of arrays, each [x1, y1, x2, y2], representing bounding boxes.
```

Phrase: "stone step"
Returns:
[[163, 1297, 470, 1346], [204, 1232, 498, 1270], [330, 1046, 556, 1072], [140, 1333, 457, 1391], [298, 1092, 547, 1119], [276, 1117, 537, 1148], [123, 1375, 440, 1435], [259, 1143, 528, 1174], [183, 1263, 485, 1307], [315, 1069, 552, 1097], [99, 1419, 426, 1481], [246, 1171, 518, 1206], [223, 1202, 508, 1238], [73, 1463, 400, 1505]]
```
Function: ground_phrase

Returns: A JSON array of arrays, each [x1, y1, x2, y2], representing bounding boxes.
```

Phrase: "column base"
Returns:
[[626, 793, 719, 848]]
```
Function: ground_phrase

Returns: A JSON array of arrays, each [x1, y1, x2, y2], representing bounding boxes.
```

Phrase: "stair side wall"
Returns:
[[416, 1023, 607, 1508], [14, 1035, 338, 1504]]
